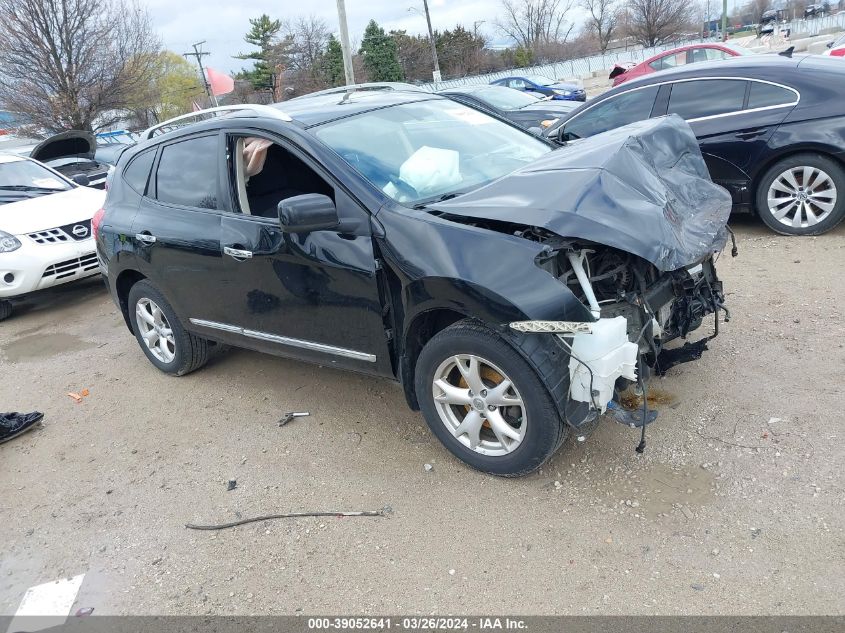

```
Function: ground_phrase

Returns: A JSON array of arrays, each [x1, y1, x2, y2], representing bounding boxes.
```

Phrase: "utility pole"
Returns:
[[183, 41, 215, 106], [422, 0, 442, 83], [335, 0, 356, 85], [721, 0, 728, 41]]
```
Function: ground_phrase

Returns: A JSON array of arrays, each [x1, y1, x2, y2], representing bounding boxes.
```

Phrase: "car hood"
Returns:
[[431, 115, 732, 272], [1, 186, 105, 234], [30, 130, 96, 162]]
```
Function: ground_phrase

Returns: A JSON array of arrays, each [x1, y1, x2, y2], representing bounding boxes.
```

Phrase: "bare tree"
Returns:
[[0, 0, 160, 132], [625, 0, 692, 47], [496, 0, 576, 59], [582, 0, 618, 53]]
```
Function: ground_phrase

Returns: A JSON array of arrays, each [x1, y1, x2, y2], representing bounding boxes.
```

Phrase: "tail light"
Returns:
[[92, 208, 105, 240]]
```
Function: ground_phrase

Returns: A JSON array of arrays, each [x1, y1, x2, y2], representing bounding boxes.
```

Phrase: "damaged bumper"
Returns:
[[510, 255, 727, 427]]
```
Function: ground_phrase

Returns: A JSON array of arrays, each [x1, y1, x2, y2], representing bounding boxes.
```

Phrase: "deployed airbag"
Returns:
[[433, 115, 732, 272]]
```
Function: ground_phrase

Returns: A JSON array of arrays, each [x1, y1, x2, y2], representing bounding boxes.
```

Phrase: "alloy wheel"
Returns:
[[766, 165, 838, 229], [135, 298, 176, 363], [432, 354, 526, 456]]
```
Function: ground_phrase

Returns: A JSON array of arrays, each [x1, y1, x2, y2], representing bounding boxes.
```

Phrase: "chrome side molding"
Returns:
[[189, 318, 377, 363]]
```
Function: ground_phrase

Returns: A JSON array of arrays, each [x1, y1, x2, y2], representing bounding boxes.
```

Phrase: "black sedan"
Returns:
[[545, 54, 845, 235], [439, 85, 579, 130]]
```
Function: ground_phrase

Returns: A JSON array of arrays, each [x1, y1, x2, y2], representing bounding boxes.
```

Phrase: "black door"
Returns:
[[130, 132, 227, 321], [200, 133, 393, 376], [665, 79, 796, 204]]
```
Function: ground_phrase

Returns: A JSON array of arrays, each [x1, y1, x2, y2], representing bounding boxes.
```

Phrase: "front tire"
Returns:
[[414, 320, 567, 477], [755, 153, 845, 235], [0, 299, 12, 322], [127, 280, 210, 376]]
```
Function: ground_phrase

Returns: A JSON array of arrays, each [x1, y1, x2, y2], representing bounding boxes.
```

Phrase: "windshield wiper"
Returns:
[[0, 185, 65, 192], [413, 191, 467, 209]]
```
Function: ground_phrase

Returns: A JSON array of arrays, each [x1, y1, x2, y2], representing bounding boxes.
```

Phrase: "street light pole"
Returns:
[[421, 0, 442, 83], [335, 0, 356, 85]]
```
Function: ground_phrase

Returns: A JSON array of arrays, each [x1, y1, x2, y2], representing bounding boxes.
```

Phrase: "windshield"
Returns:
[[0, 159, 71, 193], [473, 87, 542, 110], [527, 75, 556, 86], [313, 99, 551, 205]]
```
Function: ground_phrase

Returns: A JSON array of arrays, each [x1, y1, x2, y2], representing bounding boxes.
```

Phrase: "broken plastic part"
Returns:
[[566, 250, 601, 317], [509, 320, 593, 333], [606, 400, 658, 428], [568, 316, 639, 413], [655, 338, 709, 376]]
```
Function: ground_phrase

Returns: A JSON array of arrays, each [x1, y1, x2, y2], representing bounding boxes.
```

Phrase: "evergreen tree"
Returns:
[[359, 20, 403, 82], [324, 34, 345, 87], [234, 14, 281, 90]]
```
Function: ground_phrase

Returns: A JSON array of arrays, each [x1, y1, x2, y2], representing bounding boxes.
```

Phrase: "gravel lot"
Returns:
[[1, 217, 843, 616]]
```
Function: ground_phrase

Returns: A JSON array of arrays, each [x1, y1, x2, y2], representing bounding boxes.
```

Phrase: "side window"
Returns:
[[228, 135, 334, 218], [747, 82, 796, 109], [705, 48, 730, 60], [668, 79, 747, 119], [511, 79, 526, 89], [154, 135, 219, 209], [691, 48, 709, 63], [123, 148, 156, 195], [563, 86, 659, 140], [651, 52, 686, 71]]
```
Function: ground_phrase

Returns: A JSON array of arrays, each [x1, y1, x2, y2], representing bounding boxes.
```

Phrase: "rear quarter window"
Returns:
[[123, 149, 156, 195], [747, 82, 797, 109]]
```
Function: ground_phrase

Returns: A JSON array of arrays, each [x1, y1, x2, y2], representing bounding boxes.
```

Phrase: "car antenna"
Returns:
[[778, 46, 795, 58]]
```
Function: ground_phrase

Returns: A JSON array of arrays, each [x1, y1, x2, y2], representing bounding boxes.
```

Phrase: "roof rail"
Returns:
[[142, 104, 292, 140]]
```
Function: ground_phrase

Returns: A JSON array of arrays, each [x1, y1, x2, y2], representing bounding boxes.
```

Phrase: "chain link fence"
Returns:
[[417, 12, 845, 92]]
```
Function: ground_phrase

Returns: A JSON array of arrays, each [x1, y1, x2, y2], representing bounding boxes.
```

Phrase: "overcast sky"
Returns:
[[145, 0, 511, 75]]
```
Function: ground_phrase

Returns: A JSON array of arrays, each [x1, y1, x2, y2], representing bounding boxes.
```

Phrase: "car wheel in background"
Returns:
[[414, 319, 567, 477], [127, 280, 210, 376], [756, 153, 845, 235], [0, 299, 12, 322]]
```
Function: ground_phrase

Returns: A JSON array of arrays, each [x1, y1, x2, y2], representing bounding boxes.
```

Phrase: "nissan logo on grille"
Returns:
[[71, 224, 89, 238]]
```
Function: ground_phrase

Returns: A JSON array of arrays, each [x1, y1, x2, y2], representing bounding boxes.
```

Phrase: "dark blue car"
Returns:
[[490, 75, 586, 101]]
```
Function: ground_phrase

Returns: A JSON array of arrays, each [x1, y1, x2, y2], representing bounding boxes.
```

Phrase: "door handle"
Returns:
[[224, 246, 253, 261], [736, 128, 768, 140], [135, 233, 156, 244]]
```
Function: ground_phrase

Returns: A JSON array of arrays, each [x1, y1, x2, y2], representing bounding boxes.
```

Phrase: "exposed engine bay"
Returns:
[[510, 228, 730, 432]]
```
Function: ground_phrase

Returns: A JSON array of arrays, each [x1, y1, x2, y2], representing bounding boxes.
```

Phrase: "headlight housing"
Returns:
[[554, 89, 572, 96], [0, 231, 22, 253]]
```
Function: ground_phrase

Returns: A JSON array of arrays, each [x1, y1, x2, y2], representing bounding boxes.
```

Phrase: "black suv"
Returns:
[[96, 93, 731, 476]]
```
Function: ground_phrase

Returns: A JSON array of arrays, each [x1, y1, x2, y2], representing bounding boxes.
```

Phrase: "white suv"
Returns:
[[0, 153, 105, 320]]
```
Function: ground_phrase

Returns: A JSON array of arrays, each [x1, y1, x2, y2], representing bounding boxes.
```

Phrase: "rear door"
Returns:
[[664, 78, 798, 203], [130, 132, 228, 320]]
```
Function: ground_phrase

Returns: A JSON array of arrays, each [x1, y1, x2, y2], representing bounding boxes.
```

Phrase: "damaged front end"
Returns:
[[432, 115, 736, 439], [514, 240, 729, 425]]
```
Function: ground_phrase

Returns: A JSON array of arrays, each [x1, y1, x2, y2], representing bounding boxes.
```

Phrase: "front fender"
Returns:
[[376, 205, 594, 333]]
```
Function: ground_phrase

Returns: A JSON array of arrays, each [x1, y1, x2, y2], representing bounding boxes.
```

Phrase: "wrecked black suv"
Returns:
[[96, 93, 732, 476]]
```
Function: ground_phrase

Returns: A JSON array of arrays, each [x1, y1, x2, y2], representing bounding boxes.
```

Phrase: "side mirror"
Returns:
[[527, 126, 543, 137], [278, 194, 339, 233], [71, 173, 90, 187]]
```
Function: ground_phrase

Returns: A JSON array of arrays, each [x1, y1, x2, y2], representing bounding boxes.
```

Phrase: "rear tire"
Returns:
[[755, 153, 845, 235], [414, 320, 567, 477], [0, 300, 11, 322], [127, 280, 210, 376]]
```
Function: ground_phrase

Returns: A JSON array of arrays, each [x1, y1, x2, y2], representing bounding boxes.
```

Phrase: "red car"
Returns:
[[824, 33, 845, 57], [609, 43, 748, 86]]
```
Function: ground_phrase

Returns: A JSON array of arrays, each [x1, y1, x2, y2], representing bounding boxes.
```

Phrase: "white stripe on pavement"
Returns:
[[6, 574, 84, 633]]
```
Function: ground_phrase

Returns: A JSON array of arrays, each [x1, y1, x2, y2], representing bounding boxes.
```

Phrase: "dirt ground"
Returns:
[[0, 216, 843, 616]]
